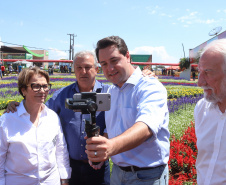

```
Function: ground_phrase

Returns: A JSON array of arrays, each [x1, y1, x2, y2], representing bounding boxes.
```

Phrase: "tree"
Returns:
[[179, 57, 190, 71]]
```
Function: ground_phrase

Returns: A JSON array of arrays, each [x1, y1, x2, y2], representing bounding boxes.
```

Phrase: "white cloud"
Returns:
[[146, 5, 160, 15], [160, 13, 173, 18], [151, 10, 156, 14], [177, 11, 217, 26], [178, 11, 198, 22], [196, 19, 215, 24], [190, 11, 198, 16], [48, 48, 68, 60], [217, 9, 226, 13], [130, 46, 178, 64], [205, 19, 215, 24], [146, 5, 173, 18]]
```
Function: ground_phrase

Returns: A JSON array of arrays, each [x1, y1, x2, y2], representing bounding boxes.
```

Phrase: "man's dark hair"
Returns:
[[95, 36, 128, 62]]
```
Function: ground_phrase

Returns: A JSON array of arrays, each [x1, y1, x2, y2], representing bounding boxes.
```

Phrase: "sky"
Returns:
[[0, 0, 226, 64]]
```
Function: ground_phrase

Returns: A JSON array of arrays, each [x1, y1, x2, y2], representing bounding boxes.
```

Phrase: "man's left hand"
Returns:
[[142, 69, 158, 79]]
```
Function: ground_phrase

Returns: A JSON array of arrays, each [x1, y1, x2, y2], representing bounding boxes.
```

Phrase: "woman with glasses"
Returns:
[[0, 67, 71, 185]]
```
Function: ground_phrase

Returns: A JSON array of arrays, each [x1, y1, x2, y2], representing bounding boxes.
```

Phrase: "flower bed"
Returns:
[[169, 121, 197, 184], [168, 95, 203, 113]]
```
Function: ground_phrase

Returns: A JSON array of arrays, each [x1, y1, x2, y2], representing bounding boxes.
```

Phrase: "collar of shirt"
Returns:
[[17, 100, 47, 117], [116, 67, 143, 90], [74, 80, 103, 93], [205, 100, 226, 115], [207, 101, 217, 110]]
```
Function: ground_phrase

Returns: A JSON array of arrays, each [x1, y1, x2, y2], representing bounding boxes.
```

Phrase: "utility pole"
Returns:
[[182, 43, 186, 58], [67, 34, 77, 60]]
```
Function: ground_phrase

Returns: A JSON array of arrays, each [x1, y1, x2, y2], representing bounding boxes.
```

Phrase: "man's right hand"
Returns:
[[4, 101, 20, 113]]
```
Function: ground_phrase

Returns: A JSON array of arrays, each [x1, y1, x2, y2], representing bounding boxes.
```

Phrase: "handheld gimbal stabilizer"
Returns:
[[65, 92, 111, 165]]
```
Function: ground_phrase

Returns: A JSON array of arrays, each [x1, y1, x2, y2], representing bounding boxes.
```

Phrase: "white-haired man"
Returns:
[[195, 39, 226, 185]]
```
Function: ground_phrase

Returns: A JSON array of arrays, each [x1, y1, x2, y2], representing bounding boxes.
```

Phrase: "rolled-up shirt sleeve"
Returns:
[[135, 79, 168, 142]]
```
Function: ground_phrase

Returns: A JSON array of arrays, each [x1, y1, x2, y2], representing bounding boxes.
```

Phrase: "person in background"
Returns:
[[69, 65, 72, 74], [1, 65, 5, 77], [65, 65, 68, 73], [48, 66, 52, 75], [18, 63, 22, 74], [0, 66, 71, 185], [51, 65, 54, 75], [86, 36, 170, 185], [0, 63, 2, 79], [194, 39, 226, 185], [8, 64, 13, 76]]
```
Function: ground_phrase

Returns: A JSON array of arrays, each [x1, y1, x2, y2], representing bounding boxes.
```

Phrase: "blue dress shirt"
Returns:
[[106, 67, 170, 167], [46, 80, 110, 160]]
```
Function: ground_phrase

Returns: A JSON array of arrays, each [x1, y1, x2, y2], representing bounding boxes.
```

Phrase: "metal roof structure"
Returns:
[[0, 46, 28, 53]]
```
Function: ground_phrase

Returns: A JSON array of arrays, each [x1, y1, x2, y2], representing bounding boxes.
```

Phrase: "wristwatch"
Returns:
[[61, 179, 69, 184]]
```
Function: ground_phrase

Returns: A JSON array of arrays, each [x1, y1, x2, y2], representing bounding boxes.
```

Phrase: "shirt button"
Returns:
[[81, 144, 83, 146]]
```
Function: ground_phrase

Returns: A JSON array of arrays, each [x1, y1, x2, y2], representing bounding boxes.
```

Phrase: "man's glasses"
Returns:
[[29, 83, 52, 92]]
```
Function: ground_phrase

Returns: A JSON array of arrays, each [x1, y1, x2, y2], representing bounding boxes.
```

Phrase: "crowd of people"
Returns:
[[0, 63, 74, 79], [1, 36, 226, 185], [60, 65, 72, 73], [0, 63, 24, 78]]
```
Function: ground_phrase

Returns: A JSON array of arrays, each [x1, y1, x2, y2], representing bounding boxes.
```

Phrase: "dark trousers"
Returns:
[[69, 159, 110, 185]]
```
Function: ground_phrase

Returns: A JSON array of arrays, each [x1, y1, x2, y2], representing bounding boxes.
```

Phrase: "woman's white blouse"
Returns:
[[0, 102, 71, 185]]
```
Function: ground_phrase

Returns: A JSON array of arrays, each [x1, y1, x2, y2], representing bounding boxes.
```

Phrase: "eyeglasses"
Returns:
[[29, 83, 52, 92]]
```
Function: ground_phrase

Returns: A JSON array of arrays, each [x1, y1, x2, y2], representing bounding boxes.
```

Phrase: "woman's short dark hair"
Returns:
[[95, 36, 128, 62], [18, 66, 50, 99]]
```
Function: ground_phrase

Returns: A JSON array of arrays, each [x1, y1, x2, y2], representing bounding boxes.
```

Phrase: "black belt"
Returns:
[[119, 164, 165, 172], [70, 158, 88, 164]]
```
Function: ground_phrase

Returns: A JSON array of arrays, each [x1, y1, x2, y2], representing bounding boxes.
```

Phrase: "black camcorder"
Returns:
[[65, 92, 111, 165]]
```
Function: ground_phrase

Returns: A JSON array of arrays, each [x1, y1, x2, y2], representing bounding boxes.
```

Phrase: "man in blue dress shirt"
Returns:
[[86, 36, 170, 185], [46, 51, 111, 185]]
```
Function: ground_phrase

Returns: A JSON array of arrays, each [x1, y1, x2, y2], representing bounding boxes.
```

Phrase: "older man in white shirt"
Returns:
[[194, 39, 226, 185]]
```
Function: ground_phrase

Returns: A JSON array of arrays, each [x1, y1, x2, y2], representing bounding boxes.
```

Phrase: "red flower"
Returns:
[[169, 121, 197, 184]]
